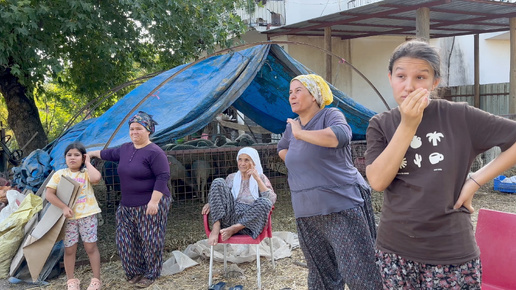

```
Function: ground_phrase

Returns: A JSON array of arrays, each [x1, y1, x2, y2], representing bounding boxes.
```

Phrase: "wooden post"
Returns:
[[474, 34, 480, 108], [510, 18, 516, 114], [416, 7, 430, 42], [325, 26, 332, 83]]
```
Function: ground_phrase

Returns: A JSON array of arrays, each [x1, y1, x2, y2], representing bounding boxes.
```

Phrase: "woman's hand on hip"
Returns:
[[146, 200, 159, 215], [454, 177, 479, 213]]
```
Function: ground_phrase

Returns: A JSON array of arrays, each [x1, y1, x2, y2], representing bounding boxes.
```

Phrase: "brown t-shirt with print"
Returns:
[[365, 99, 516, 265]]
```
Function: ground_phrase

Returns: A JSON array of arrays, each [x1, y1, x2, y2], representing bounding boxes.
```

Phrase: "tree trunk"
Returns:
[[0, 67, 48, 157]]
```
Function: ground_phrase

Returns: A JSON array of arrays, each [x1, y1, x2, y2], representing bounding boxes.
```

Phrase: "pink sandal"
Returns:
[[87, 277, 102, 290], [67, 278, 80, 290]]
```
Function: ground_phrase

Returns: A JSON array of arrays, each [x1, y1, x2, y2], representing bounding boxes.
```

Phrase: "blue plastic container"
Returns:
[[493, 175, 516, 194]]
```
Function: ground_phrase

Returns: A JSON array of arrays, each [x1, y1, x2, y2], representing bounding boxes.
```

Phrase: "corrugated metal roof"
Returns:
[[263, 0, 516, 39]]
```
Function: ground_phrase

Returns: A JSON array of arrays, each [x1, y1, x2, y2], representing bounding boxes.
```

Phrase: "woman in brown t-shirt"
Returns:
[[365, 39, 516, 289]]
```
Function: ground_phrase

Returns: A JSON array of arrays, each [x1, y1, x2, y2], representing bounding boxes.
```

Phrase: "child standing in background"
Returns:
[[45, 142, 102, 290]]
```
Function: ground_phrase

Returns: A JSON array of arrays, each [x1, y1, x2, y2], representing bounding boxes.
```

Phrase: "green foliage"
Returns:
[[0, 98, 6, 125], [0, 100, 17, 150], [34, 83, 86, 143], [0, 83, 80, 145], [0, 0, 248, 110]]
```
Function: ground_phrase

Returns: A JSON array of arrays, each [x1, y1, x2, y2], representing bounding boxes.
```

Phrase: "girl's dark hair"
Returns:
[[64, 142, 87, 169], [388, 39, 441, 79]]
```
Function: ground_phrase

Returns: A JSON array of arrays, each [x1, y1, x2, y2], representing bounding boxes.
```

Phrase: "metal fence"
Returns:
[[442, 82, 515, 119], [347, 0, 383, 9], [441, 82, 514, 165], [97, 144, 288, 214], [96, 141, 370, 214]]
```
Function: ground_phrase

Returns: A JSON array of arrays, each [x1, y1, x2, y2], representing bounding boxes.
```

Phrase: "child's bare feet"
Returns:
[[220, 224, 244, 241]]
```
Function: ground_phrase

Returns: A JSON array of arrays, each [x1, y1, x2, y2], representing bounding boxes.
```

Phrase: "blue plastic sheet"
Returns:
[[11, 150, 53, 192], [24, 44, 376, 173]]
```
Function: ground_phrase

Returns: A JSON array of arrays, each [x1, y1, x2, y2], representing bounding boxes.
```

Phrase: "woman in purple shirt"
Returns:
[[89, 111, 171, 288], [278, 74, 381, 289]]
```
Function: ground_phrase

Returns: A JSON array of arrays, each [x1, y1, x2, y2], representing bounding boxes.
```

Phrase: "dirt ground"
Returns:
[[1, 173, 515, 290]]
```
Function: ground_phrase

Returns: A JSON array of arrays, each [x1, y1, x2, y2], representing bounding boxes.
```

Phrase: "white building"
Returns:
[[239, 0, 515, 113]]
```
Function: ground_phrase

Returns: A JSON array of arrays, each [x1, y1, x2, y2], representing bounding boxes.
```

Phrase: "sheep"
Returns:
[[192, 159, 214, 203], [167, 155, 194, 199]]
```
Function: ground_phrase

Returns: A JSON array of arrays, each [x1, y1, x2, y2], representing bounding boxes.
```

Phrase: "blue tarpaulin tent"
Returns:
[[45, 44, 376, 170]]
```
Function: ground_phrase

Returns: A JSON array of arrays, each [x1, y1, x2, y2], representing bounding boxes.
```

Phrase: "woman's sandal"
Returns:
[[208, 281, 227, 290], [87, 277, 102, 290], [66, 278, 80, 290], [135, 277, 154, 288]]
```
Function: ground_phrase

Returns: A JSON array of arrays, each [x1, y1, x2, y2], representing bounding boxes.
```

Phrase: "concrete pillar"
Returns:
[[325, 26, 332, 83], [416, 7, 430, 42], [474, 34, 480, 108]]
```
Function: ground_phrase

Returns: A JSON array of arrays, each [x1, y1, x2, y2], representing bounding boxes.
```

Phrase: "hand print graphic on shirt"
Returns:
[[426, 131, 444, 146], [410, 136, 422, 149], [414, 154, 422, 168]]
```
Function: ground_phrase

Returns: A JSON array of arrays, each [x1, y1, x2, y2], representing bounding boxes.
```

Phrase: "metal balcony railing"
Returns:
[[347, 0, 383, 9], [236, 0, 286, 31]]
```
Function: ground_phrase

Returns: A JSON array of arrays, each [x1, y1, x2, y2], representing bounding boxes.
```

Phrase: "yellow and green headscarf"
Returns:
[[291, 74, 333, 108]]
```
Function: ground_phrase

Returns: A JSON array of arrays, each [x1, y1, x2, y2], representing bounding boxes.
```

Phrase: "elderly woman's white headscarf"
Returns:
[[231, 147, 263, 200]]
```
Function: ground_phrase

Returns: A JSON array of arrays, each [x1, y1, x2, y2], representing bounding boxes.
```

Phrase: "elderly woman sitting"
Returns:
[[201, 147, 276, 245]]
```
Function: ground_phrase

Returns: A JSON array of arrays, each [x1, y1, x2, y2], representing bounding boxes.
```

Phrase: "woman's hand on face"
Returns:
[[399, 88, 430, 129], [146, 200, 159, 215], [202, 203, 210, 215], [246, 164, 260, 181], [286, 118, 302, 139]]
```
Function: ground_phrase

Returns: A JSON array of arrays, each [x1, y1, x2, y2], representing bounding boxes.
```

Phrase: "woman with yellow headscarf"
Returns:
[[278, 74, 381, 289]]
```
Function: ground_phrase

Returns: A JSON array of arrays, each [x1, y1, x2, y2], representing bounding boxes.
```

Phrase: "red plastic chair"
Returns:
[[475, 208, 516, 289], [203, 207, 275, 290]]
